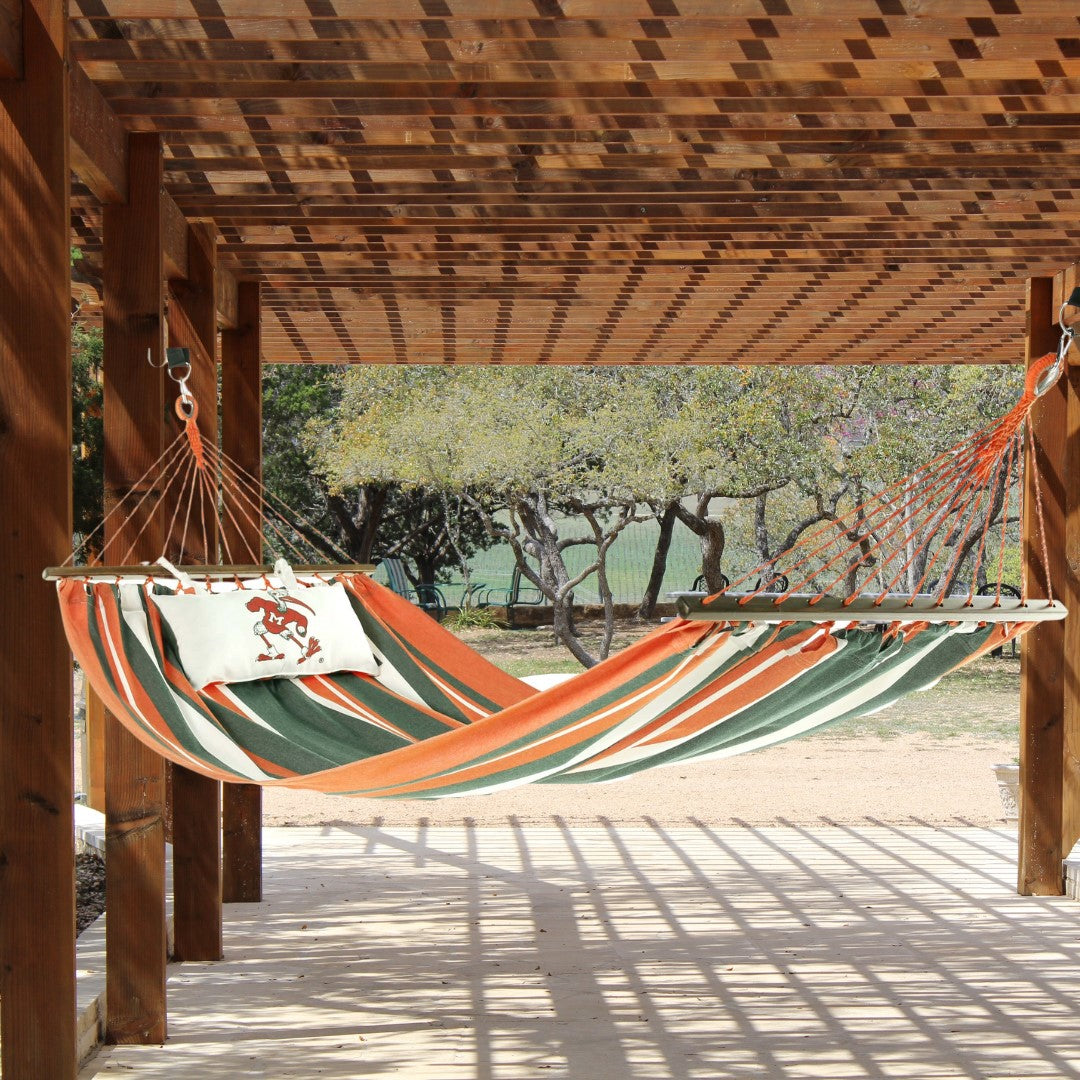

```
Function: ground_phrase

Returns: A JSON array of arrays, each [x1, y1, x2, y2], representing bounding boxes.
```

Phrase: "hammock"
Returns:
[[53, 348, 1069, 800]]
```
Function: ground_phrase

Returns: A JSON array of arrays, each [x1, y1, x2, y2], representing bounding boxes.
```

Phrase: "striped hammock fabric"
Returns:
[[60, 572, 1025, 800]]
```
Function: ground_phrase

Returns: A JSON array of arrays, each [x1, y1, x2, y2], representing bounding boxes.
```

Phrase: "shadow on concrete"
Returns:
[[81, 819, 1080, 1079]]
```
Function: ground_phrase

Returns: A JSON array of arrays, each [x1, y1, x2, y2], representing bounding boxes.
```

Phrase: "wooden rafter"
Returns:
[[65, 3, 1080, 364]]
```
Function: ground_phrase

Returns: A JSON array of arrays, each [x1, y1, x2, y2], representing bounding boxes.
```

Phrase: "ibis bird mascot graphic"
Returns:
[[246, 589, 323, 664]]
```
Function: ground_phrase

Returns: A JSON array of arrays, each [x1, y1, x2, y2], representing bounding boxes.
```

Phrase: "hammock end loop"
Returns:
[[175, 395, 198, 423]]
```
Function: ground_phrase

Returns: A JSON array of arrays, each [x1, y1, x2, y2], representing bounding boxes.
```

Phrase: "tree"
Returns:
[[263, 365, 491, 581], [316, 362, 1030, 663], [734, 364, 1027, 597], [616, 367, 836, 617], [628, 364, 1026, 615], [315, 366, 651, 666]]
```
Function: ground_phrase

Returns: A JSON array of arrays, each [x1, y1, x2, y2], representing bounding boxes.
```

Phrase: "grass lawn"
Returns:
[[456, 621, 1022, 744]]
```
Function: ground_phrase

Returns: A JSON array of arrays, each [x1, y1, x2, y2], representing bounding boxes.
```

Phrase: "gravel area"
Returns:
[[76, 850, 105, 934]]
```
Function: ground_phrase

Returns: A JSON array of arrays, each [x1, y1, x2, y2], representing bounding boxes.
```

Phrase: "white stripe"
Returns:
[[563, 625, 841, 775], [690, 624, 970, 761], [392, 626, 773, 796], [367, 647, 441, 710], [295, 676, 423, 742], [117, 587, 272, 781]]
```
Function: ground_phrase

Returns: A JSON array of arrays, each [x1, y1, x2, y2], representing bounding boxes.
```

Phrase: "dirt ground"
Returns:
[[262, 733, 1016, 828], [261, 622, 1021, 829]]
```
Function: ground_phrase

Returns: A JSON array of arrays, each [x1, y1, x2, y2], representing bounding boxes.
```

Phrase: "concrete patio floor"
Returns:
[[79, 820, 1080, 1079]]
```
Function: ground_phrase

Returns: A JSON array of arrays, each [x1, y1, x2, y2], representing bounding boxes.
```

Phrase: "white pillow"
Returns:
[[151, 581, 379, 690]]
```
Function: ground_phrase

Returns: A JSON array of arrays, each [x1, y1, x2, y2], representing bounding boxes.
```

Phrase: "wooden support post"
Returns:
[[0, 0, 20, 79], [1019, 276, 1066, 896], [168, 223, 224, 960], [102, 131, 169, 1042], [171, 767, 222, 958], [1062, 269, 1080, 863], [221, 281, 264, 903], [84, 684, 107, 811], [68, 60, 126, 204], [0, 4, 76, 1076]]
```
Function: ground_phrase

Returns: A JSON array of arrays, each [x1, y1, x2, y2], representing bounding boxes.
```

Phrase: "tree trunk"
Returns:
[[516, 497, 593, 662], [583, 506, 618, 661], [327, 484, 387, 563], [753, 495, 771, 564], [637, 501, 678, 620], [552, 596, 596, 667], [413, 552, 439, 586], [700, 518, 726, 592]]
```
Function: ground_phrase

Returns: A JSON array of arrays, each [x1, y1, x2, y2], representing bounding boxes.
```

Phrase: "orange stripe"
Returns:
[[271, 620, 723, 797], [343, 574, 535, 708]]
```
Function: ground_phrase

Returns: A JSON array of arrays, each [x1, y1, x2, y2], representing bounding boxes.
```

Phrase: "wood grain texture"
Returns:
[[0, 3, 76, 1076], [220, 279, 263, 903], [102, 130, 169, 1044], [171, 767, 223, 960], [222, 783, 262, 902], [217, 266, 238, 329], [1018, 275, 1065, 897], [63, 7, 1080, 365], [162, 187, 188, 281], [0, 0, 20, 78], [69, 58, 127, 203], [167, 220, 224, 955]]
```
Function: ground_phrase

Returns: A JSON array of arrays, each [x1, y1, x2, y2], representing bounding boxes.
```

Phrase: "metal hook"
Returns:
[[147, 347, 167, 369], [165, 346, 192, 384], [1032, 318, 1074, 398]]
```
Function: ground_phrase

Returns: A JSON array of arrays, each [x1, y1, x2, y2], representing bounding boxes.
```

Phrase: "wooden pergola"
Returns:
[[1, 3, 1079, 1076]]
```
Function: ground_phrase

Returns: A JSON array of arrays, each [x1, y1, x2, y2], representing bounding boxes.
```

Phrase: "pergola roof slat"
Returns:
[[67, 4, 1080, 365]]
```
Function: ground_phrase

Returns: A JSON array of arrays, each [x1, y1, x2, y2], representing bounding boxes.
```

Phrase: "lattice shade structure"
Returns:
[[66, 2, 1080, 365]]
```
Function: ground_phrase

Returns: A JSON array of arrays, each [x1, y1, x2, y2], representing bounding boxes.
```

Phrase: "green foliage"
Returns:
[[263, 365, 494, 580], [443, 606, 501, 631], [72, 325, 104, 546], [315, 362, 1032, 631], [262, 365, 343, 527]]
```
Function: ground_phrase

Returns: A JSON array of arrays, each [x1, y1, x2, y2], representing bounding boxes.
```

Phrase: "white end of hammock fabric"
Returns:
[[151, 581, 379, 690]]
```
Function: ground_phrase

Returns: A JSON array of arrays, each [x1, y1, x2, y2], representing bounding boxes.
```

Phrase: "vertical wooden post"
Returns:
[[221, 280, 264, 902], [168, 223, 224, 960], [102, 131, 168, 1042], [0, 3, 76, 1076], [1018, 276, 1066, 895], [1061, 265, 1080, 862], [84, 685, 106, 810]]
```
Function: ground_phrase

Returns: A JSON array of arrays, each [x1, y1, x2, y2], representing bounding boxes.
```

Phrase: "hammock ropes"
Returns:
[[52, 337, 1070, 800]]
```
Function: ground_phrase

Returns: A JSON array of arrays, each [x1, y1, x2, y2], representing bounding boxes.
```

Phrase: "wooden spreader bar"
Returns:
[[43, 563, 375, 580], [674, 594, 1068, 625]]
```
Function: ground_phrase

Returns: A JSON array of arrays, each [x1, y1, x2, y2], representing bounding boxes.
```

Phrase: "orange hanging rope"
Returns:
[[700, 340, 1068, 612], [178, 400, 207, 473], [970, 350, 1059, 485]]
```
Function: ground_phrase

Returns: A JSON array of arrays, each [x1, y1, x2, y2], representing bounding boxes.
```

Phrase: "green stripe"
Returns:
[[543, 624, 913, 784], [353, 624, 800, 798], [210, 675, 458, 772], [83, 591, 177, 755], [348, 593, 510, 718], [110, 589, 254, 777]]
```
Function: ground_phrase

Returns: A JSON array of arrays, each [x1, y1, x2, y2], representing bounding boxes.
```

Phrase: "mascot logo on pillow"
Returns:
[[246, 590, 323, 665]]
